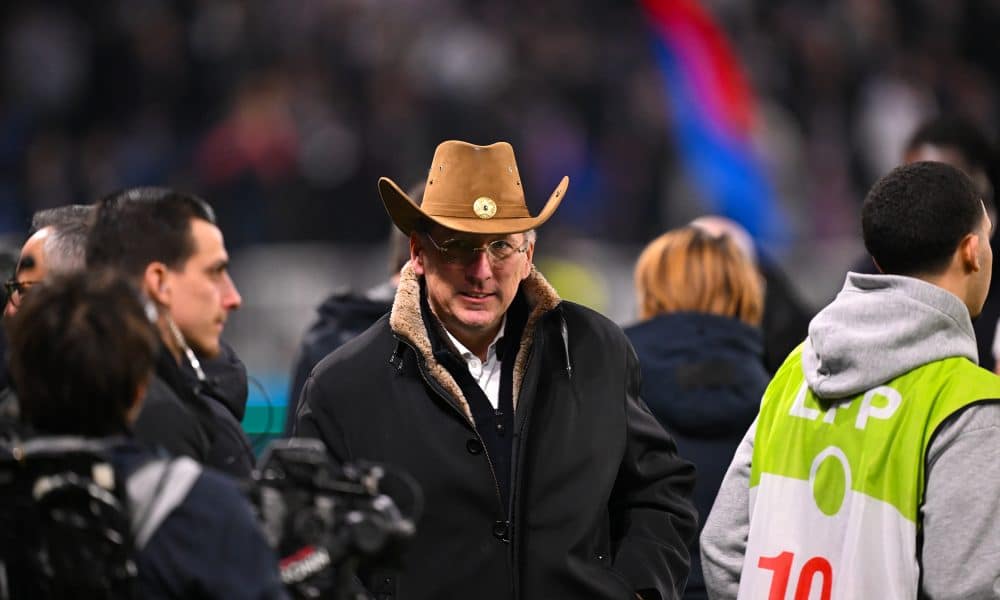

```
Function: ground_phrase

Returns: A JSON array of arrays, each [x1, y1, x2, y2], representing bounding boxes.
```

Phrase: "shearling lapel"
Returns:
[[389, 263, 562, 423]]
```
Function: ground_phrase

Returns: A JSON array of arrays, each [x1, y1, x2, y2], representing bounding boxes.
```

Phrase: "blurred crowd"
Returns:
[[1, 0, 661, 246], [715, 0, 1000, 239], [3, 0, 1000, 251]]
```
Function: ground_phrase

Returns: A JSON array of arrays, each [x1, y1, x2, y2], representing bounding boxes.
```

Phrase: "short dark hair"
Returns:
[[86, 187, 216, 280], [863, 161, 984, 276], [29, 204, 93, 276], [8, 270, 158, 437]]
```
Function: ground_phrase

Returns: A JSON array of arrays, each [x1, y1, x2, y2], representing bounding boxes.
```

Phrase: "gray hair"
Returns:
[[30, 205, 94, 277]]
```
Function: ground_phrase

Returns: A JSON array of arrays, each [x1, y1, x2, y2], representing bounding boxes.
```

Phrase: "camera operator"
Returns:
[[4, 270, 286, 598], [85, 187, 254, 478]]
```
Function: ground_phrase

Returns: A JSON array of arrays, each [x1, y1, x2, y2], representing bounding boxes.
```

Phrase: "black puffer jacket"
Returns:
[[296, 265, 697, 600], [625, 312, 767, 600]]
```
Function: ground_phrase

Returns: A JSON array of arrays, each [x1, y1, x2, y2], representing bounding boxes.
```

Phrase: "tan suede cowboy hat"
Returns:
[[379, 140, 569, 235]]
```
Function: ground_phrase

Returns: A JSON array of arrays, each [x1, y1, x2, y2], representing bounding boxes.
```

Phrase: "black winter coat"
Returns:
[[624, 313, 767, 600], [297, 266, 697, 600], [285, 284, 393, 434], [134, 341, 255, 479]]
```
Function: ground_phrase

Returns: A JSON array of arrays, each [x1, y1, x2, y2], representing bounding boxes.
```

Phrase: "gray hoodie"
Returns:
[[700, 273, 1000, 599]]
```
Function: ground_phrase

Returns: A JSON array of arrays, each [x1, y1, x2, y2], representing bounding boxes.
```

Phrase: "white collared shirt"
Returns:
[[443, 316, 506, 410]]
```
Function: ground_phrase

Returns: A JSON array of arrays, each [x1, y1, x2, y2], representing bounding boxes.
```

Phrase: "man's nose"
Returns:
[[465, 249, 493, 280], [221, 273, 242, 311]]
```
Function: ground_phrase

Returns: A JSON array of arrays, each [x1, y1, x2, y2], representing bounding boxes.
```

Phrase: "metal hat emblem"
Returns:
[[473, 197, 497, 219]]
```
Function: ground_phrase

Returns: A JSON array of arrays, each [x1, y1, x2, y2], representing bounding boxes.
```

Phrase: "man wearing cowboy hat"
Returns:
[[295, 140, 697, 600]]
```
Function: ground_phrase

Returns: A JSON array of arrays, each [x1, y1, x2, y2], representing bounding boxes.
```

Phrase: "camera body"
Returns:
[[0, 437, 137, 600], [0, 436, 419, 600], [249, 438, 419, 599]]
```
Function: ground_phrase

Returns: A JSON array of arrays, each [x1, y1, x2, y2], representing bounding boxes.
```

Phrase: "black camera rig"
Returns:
[[250, 438, 421, 600], [0, 435, 420, 600]]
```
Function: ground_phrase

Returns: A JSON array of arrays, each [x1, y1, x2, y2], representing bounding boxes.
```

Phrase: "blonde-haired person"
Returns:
[[624, 225, 769, 600]]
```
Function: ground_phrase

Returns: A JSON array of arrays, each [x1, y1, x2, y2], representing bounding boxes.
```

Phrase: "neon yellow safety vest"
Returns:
[[738, 345, 1000, 600]]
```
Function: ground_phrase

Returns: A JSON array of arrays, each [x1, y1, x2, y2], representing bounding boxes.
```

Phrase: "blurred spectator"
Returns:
[[3, 204, 92, 318], [850, 115, 1000, 370], [624, 224, 768, 600], [285, 221, 411, 434], [690, 215, 812, 373], [1, 204, 93, 443]]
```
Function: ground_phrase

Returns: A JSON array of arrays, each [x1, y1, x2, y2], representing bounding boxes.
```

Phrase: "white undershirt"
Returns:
[[443, 316, 506, 410]]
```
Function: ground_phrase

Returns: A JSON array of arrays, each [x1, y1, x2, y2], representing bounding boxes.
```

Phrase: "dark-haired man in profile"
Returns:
[[702, 162, 1000, 598], [86, 188, 253, 478]]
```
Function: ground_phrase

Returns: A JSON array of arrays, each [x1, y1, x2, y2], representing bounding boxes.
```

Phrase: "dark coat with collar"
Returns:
[[296, 265, 697, 600], [624, 313, 767, 600]]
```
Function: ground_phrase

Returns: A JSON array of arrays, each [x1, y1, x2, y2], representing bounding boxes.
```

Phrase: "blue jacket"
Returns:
[[110, 440, 286, 599], [625, 312, 767, 600]]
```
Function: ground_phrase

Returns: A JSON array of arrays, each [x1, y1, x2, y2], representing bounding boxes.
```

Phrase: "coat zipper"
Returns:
[[392, 336, 508, 525]]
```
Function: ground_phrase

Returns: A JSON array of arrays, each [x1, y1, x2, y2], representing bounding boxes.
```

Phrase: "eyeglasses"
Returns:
[[423, 233, 530, 265], [4, 279, 39, 307]]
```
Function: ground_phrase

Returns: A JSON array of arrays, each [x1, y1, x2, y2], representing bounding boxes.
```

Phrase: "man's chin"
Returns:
[[191, 339, 221, 360], [454, 313, 501, 333]]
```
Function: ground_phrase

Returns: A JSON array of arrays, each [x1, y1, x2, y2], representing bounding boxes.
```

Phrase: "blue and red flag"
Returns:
[[641, 0, 787, 245]]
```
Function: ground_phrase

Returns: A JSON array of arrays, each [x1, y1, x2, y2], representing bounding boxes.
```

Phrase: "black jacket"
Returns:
[[624, 313, 767, 600], [285, 284, 393, 434], [296, 266, 697, 600], [134, 341, 255, 479], [758, 256, 812, 374]]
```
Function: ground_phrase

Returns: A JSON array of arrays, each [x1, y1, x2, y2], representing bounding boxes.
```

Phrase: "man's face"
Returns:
[[4, 228, 50, 319], [971, 204, 994, 318], [163, 219, 242, 358], [905, 143, 997, 227], [412, 226, 534, 346]]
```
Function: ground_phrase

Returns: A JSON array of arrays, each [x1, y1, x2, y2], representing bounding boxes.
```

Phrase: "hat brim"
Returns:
[[378, 176, 569, 236]]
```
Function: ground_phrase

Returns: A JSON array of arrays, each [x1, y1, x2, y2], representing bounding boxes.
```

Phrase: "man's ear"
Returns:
[[143, 262, 171, 305], [960, 232, 982, 273], [521, 242, 535, 281], [410, 234, 425, 276]]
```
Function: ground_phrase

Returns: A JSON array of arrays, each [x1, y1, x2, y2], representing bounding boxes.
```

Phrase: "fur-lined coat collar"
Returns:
[[389, 262, 561, 424]]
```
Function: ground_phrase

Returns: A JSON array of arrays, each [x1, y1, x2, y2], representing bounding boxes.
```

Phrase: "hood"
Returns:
[[625, 313, 767, 437], [315, 287, 394, 324], [802, 272, 978, 400]]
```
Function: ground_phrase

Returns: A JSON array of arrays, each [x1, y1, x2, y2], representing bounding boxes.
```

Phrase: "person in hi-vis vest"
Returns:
[[701, 161, 1000, 600]]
